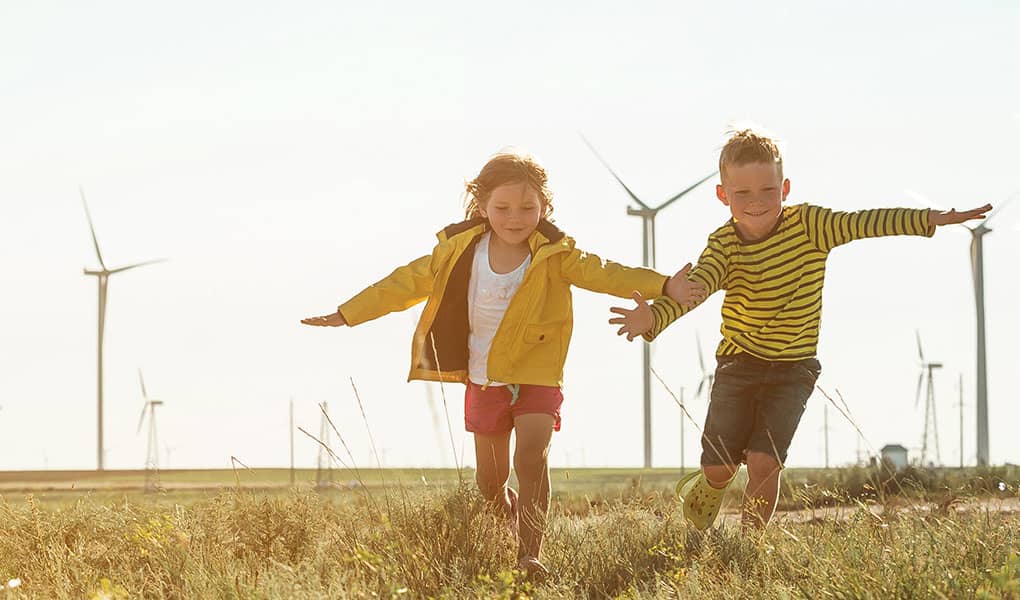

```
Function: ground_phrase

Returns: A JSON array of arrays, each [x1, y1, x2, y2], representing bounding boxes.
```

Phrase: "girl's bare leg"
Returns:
[[512, 413, 555, 562], [473, 432, 512, 515]]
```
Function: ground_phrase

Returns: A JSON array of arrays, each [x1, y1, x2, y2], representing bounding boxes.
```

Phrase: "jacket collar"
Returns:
[[437, 218, 570, 260]]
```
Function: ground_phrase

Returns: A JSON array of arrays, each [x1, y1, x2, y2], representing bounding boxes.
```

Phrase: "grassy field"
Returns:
[[0, 466, 1018, 598]]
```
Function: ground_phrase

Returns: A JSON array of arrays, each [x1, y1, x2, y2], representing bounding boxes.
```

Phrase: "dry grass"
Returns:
[[0, 477, 1018, 599]]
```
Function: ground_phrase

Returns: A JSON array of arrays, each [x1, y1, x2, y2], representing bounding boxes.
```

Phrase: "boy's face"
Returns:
[[716, 161, 790, 241], [481, 182, 543, 247]]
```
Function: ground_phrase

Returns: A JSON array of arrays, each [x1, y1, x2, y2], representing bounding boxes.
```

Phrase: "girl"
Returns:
[[302, 150, 700, 577]]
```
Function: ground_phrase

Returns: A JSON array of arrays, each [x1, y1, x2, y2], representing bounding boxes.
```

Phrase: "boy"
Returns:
[[609, 127, 992, 530]]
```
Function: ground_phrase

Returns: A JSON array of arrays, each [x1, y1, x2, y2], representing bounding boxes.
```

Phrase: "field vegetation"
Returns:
[[0, 466, 1018, 598]]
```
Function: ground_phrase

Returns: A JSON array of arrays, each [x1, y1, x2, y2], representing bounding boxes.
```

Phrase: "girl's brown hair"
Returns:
[[464, 150, 554, 220]]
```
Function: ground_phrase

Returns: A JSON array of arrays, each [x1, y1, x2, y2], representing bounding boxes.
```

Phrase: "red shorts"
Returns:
[[464, 382, 563, 435]]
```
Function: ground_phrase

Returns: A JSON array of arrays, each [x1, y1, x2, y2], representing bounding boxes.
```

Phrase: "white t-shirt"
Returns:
[[467, 232, 531, 385]]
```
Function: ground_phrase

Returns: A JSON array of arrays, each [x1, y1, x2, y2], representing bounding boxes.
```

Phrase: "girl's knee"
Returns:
[[475, 471, 506, 501], [513, 446, 548, 476]]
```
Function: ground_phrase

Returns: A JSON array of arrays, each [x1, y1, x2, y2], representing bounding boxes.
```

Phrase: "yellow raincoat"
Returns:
[[338, 218, 667, 387]]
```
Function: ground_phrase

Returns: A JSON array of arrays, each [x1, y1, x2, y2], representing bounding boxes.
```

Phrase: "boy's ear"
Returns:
[[716, 184, 729, 206], [782, 178, 791, 200]]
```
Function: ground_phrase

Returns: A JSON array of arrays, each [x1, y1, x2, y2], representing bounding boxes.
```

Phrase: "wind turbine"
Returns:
[[905, 189, 1014, 466], [81, 188, 163, 471], [681, 332, 716, 472], [582, 135, 716, 468], [915, 331, 942, 466], [136, 369, 164, 491], [694, 331, 715, 403]]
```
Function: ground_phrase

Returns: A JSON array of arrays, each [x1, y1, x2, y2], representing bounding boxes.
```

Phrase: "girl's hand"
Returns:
[[609, 291, 654, 341], [664, 262, 707, 309], [929, 204, 993, 226], [301, 312, 347, 327]]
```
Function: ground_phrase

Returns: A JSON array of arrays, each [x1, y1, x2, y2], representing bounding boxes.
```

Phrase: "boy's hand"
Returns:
[[664, 262, 707, 309], [609, 291, 654, 341], [929, 204, 993, 226], [301, 312, 347, 327]]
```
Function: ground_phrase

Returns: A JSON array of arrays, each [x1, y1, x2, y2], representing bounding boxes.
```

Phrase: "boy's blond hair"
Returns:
[[719, 127, 784, 183]]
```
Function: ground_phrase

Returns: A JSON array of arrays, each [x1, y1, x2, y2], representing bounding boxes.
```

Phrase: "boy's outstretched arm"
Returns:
[[301, 312, 347, 327], [608, 291, 654, 341], [929, 204, 993, 227]]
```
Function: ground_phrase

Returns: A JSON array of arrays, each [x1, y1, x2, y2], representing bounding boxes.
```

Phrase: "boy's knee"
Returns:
[[702, 463, 738, 488], [745, 451, 781, 480]]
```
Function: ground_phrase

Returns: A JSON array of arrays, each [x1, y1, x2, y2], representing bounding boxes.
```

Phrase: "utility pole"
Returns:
[[958, 374, 964, 469], [824, 404, 830, 469], [679, 387, 686, 476], [289, 398, 295, 486]]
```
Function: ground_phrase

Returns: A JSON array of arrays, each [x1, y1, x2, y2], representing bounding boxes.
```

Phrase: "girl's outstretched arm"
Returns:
[[301, 312, 347, 327]]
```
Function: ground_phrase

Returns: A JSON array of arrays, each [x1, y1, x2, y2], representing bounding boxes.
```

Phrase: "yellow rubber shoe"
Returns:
[[675, 470, 733, 531]]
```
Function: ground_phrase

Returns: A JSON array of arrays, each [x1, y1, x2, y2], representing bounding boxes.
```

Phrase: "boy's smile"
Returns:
[[717, 161, 790, 242]]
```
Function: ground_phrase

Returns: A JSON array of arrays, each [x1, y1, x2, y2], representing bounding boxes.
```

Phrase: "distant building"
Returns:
[[880, 444, 909, 471]]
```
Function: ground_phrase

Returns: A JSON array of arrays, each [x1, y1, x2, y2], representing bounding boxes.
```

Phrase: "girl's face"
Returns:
[[480, 182, 543, 247]]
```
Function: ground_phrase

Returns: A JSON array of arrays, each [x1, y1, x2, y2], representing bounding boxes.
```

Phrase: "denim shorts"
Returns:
[[700, 353, 821, 467]]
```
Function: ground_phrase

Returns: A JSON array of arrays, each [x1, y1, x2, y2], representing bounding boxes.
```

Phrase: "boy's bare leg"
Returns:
[[743, 450, 782, 529], [703, 463, 739, 488], [473, 432, 513, 516], [512, 413, 555, 564]]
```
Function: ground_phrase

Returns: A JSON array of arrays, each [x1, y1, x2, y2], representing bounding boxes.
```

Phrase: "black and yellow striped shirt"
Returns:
[[645, 204, 934, 360]]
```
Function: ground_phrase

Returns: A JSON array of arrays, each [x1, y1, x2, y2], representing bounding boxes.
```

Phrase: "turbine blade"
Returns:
[[983, 197, 1013, 226], [80, 187, 108, 270], [655, 171, 718, 211], [578, 133, 651, 210], [915, 330, 924, 362], [696, 378, 705, 399], [696, 332, 706, 373], [915, 371, 924, 408], [903, 188, 947, 211], [136, 403, 148, 435], [138, 368, 148, 400], [109, 258, 166, 275]]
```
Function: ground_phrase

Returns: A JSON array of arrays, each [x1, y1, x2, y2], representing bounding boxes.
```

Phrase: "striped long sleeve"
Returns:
[[642, 203, 934, 361]]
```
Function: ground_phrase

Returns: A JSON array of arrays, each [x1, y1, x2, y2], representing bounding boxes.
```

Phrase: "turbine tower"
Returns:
[[905, 189, 1013, 466], [136, 369, 164, 492], [582, 136, 715, 468], [915, 331, 942, 466], [81, 189, 163, 471]]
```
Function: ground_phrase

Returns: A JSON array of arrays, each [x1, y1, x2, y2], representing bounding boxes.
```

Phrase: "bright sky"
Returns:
[[2, 2, 1018, 471]]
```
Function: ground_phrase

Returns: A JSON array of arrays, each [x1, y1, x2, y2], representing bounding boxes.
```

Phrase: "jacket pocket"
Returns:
[[523, 322, 560, 344]]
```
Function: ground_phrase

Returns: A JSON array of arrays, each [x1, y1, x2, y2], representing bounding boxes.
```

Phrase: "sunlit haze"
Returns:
[[2, 2, 1018, 471]]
